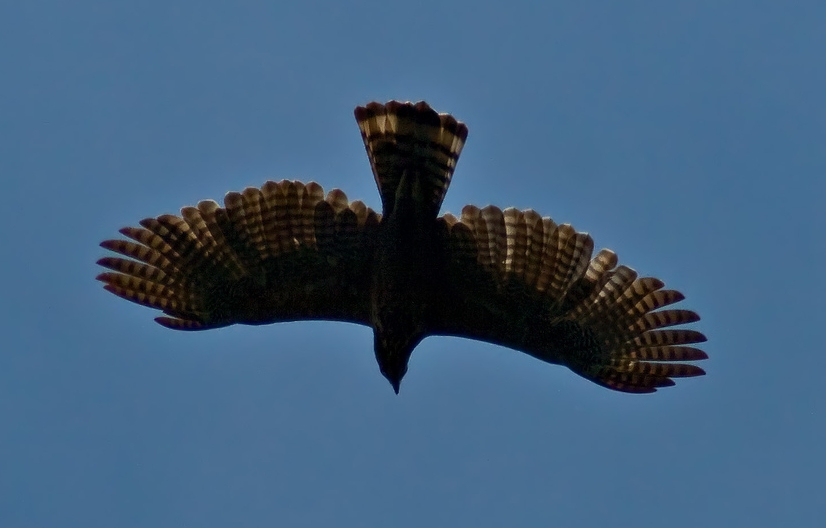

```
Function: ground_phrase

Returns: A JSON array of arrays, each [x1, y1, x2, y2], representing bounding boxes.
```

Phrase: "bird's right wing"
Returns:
[[430, 205, 708, 393], [97, 180, 379, 330]]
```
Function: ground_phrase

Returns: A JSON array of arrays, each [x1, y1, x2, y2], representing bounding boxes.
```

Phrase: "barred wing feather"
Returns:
[[97, 180, 379, 330], [431, 205, 707, 393]]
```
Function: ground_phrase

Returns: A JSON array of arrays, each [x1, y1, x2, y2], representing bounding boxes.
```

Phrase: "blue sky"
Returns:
[[1, 1, 824, 526]]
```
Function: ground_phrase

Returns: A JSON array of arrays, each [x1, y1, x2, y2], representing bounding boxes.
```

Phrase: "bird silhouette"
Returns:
[[97, 100, 707, 394]]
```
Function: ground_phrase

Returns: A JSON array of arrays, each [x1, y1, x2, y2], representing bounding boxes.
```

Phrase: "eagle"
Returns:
[[97, 100, 707, 394]]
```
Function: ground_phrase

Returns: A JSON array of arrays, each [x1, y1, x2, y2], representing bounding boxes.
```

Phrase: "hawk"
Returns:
[[97, 101, 707, 394]]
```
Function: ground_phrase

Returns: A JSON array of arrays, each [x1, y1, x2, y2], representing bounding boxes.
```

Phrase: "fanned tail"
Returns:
[[355, 101, 468, 218]]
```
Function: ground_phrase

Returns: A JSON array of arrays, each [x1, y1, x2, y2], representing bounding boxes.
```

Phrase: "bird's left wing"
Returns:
[[429, 205, 707, 393], [97, 180, 379, 330]]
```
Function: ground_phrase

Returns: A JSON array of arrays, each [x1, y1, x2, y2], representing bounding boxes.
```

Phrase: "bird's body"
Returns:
[[370, 200, 436, 391], [97, 100, 707, 394], [358, 102, 469, 391]]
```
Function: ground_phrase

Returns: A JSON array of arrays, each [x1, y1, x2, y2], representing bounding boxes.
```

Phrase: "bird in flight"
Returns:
[[97, 100, 707, 394]]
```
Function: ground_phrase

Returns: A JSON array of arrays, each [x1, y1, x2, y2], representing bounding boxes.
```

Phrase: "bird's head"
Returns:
[[373, 324, 422, 394]]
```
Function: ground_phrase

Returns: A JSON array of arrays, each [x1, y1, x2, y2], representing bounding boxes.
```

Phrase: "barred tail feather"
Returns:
[[355, 101, 468, 217]]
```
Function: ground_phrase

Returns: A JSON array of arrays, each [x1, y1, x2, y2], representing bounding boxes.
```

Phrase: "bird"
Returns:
[[96, 100, 707, 394]]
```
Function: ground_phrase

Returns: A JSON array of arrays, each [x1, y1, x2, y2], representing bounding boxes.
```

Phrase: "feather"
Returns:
[[355, 100, 468, 217], [98, 180, 376, 329]]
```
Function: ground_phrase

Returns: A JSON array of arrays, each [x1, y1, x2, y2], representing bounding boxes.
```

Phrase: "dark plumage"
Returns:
[[97, 100, 707, 394]]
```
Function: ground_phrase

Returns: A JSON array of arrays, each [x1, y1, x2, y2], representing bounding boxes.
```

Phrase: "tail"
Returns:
[[355, 101, 468, 218]]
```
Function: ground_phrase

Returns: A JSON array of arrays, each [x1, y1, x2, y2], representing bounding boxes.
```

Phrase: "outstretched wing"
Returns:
[[430, 205, 707, 393], [97, 180, 380, 330]]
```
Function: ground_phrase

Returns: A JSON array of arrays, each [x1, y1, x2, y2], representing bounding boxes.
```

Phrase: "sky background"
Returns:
[[1, 1, 824, 526]]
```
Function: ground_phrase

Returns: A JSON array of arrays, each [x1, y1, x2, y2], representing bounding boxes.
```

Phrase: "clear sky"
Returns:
[[1, 1, 824, 526]]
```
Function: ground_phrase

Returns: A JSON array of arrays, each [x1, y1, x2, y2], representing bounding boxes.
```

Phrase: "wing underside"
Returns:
[[431, 205, 707, 393], [97, 180, 380, 330]]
